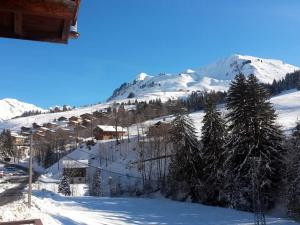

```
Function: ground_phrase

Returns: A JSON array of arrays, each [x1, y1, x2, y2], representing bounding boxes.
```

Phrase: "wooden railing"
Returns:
[[0, 219, 43, 225]]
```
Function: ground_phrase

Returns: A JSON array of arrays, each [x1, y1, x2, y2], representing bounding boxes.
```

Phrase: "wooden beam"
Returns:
[[14, 12, 22, 35], [0, 31, 67, 44], [61, 18, 71, 42], [0, 0, 76, 19]]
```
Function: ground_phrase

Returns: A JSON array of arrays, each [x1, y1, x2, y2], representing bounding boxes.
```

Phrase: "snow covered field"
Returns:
[[0, 190, 299, 225]]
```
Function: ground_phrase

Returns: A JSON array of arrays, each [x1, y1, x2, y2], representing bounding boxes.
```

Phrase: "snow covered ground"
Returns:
[[0, 190, 299, 225]]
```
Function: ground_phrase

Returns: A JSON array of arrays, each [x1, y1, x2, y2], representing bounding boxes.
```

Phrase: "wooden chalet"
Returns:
[[63, 159, 88, 183], [43, 122, 57, 129], [0, 0, 81, 44], [80, 113, 95, 121], [147, 121, 171, 136], [32, 122, 42, 129], [11, 132, 27, 145], [93, 125, 125, 140], [69, 116, 80, 122], [20, 126, 31, 134]]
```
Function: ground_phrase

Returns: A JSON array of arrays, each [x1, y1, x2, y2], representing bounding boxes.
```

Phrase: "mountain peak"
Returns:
[[135, 72, 150, 81], [108, 54, 299, 102], [0, 98, 44, 121]]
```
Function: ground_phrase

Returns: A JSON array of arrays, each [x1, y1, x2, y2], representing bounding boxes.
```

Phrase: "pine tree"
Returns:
[[0, 129, 14, 158], [90, 169, 101, 196], [287, 122, 300, 218], [225, 74, 284, 211], [167, 111, 202, 202], [201, 96, 227, 206], [58, 176, 71, 196]]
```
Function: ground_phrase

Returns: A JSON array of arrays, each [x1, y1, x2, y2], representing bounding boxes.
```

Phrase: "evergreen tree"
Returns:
[[58, 176, 71, 196], [90, 169, 101, 196], [201, 97, 227, 206], [225, 74, 284, 211], [0, 129, 14, 158], [167, 111, 202, 202], [287, 122, 300, 218]]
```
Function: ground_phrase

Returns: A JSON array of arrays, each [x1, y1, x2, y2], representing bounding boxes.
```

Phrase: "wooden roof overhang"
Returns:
[[0, 0, 81, 44]]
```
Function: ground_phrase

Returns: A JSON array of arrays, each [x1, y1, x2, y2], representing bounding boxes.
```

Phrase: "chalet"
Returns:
[[32, 122, 42, 129], [93, 125, 125, 140], [147, 121, 171, 136], [11, 132, 27, 145], [0, 0, 81, 44], [55, 127, 72, 141], [80, 113, 95, 121], [69, 116, 80, 122], [11, 133, 28, 159], [63, 159, 89, 184], [82, 119, 91, 127], [20, 126, 31, 135], [43, 122, 57, 129]]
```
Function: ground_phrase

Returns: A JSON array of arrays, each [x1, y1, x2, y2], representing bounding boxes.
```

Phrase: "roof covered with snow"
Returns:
[[63, 160, 89, 168], [96, 125, 124, 132]]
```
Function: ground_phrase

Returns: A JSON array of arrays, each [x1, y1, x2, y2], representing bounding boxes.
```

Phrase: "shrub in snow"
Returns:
[[90, 169, 101, 196], [127, 92, 135, 98], [58, 176, 71, 196]]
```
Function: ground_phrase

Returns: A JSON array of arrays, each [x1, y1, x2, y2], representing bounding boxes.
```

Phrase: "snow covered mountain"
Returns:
[[0, 98, 44, 121], [108, 54, 299, 102]]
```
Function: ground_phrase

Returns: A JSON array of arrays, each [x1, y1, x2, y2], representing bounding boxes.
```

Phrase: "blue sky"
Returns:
[[1, 0, 300, 108]]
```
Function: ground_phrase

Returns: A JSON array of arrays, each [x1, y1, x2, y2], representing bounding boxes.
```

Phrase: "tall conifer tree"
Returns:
[[168, 111, 202, 201], [225, 74, 283, 211], [201, 96, 227, 205]]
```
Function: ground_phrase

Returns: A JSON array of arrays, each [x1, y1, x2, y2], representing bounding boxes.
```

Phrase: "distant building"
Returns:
[[63, 160, 89, 184], [93, 125, 125, 140], [147, 121, 171, 136], [32, 122, 42, 129], [80, 113, 95, 121]]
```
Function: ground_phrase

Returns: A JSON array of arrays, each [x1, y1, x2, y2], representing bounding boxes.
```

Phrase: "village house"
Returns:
[[20, 126, 31, 135], [32, 122, 42, 129], [43, 122, 58, 129], [11, 133, 29, 160], [92, 111, 110, 125], [147, 121, 171, 137], [93, 125, 125, 140], [80, 113, 95, 121], [63, 159, 89, 184]]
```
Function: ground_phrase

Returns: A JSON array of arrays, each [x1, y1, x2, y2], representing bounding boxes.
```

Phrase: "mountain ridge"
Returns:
[[0, 98, 44, 121], [108, 54, 299, 102]]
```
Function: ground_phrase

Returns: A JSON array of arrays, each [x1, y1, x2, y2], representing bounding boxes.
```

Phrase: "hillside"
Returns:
[[108, 54, 299, 102], [0, 98, 44, 121]]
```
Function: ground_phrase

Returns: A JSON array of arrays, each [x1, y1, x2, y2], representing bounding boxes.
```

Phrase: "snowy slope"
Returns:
[[0, 90, 300, 133], [0, 102, 136, 132], [1, 191, 299, 225], [0, 98, 44, 121], [108, 54, 299, 102]]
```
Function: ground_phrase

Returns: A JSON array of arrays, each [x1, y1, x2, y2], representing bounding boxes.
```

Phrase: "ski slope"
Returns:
[[0, 190, 298, 225]]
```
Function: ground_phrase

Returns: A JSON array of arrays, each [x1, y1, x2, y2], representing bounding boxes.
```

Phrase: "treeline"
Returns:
[[180, 90, 226, 112], [13, 110, 42, 119], [264, 70, 300, 95], [0, 129, 15, 159], [161, 74, 300, 219]]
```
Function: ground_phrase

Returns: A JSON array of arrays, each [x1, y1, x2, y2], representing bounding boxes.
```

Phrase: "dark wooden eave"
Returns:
[[0, 0, 80, 44]]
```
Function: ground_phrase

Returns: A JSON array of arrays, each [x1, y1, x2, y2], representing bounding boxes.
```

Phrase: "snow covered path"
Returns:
[[18, 191, 298, 225]]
